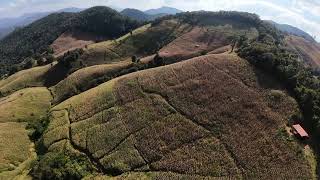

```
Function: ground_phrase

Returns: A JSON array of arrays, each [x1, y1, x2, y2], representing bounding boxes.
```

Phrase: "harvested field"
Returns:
[[0, 63, 55, 96], [44, 54, 314, 179], [160, 25, 258, 58], [51, 31, 98, 57], [285, 35, 320, 69]]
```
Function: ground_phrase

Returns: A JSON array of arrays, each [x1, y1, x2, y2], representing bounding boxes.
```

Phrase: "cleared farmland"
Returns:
[[44, 54, 314, 179]]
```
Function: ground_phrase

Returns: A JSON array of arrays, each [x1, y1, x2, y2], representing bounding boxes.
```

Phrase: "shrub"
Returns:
[[31, 152, 94, 180], [153, 52, 164, 66], [131, 55, 137, 63], [26, 117, 50, 141]]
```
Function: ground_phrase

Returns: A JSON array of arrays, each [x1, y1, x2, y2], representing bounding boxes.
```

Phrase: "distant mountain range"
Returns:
[[144, 6, 183, 15], [0, 7, 83, 39], [120, 8, 166, 21], [267, 20, 315, 42]]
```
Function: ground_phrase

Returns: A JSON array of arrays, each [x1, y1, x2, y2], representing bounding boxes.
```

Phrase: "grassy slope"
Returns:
[[44, 54, 314, 179], [0, 63, 56, 96], [0, 87, 52, 123], [50, 61, 132, 105], [0, 123, 36, 180], [0, 87, 52, 179]]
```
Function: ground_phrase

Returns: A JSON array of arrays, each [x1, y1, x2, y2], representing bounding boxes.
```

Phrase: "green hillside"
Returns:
[[0, 6, 140, 76]]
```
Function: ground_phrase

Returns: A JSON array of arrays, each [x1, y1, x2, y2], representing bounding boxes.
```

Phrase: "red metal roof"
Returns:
[[292, 124, 309, 137]]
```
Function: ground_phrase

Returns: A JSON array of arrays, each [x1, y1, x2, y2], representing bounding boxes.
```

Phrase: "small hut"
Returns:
[[292, 124, 309, 139]]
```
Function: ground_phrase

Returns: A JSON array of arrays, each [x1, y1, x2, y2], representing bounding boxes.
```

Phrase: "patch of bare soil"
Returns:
[[50, 31, 104, 57], [160, 27, 230, 58]]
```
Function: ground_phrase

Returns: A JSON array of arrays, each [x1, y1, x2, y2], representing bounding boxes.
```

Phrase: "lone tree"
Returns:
[[131, 55, 137, 63], [154, 52, 164, 66]]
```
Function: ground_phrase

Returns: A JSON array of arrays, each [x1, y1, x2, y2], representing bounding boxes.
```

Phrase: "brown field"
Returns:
[[44, 54, 314, 179], [50, 31, 98, 57], [285, 35, 320, 69], [159, 25, 258, 58]]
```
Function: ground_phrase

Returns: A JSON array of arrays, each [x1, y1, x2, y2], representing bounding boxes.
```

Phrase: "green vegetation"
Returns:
[[236, 20, 320, 139], [0, 6, 140, 76], [0, 87, 52, 123], [0, 63, 55, 96], [82, 20, 186, 66], [31, 152, 94, 180], [154, 11, 261, 28], [0, 87, 52, 179], [0, 122, 35, 174]]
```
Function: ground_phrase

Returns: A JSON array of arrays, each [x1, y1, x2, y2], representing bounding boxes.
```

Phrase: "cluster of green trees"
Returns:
[[58, 48, 84, 69], [236, 19, 320, 136], [0, 6, 140, 76], [153, 11, 261, 28], [31, 152, 94, 180], [72, 6, 140, 38], [0, 13, 74, 75]]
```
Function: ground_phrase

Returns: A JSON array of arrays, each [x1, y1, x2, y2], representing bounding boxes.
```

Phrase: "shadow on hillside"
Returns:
[[43, 63, 70, 87]]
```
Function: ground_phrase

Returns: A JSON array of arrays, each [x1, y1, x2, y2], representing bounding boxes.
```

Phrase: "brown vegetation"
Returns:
[[285, 35, 320, 69], [44, 54, 313, 179], [50, 31, 99, 57]]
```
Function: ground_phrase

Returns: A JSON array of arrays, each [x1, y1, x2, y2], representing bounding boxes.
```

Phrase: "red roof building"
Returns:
[[292, 124, 309, 139]]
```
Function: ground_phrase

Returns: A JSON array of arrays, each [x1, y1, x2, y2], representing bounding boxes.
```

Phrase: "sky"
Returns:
[[0, 0, 319, 41]]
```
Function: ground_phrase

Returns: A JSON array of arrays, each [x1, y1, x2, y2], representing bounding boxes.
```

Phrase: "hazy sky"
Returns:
[[0, 0, 319, 41]]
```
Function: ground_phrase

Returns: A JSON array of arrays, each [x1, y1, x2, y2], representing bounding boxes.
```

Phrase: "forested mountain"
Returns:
[[0, 8, 83, 40], [0, 6, 140, 75], [121, 8, 168, 21]]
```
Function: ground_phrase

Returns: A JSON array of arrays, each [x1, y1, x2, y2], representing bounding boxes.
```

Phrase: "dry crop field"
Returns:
[[44, 54, 314, 179]]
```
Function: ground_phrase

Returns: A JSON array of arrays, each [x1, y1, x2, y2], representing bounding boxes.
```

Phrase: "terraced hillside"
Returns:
[[42, 54, 314, 179]]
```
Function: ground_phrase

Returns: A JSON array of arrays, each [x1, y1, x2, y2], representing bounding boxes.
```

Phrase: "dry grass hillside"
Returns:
[[159, 25, 257, 58], [0, 87, 52, 179], [44, 54, 314, 179], [285, 35, 320, 69], [48, 22, 259, 105], [0, 63, 56, 96]]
